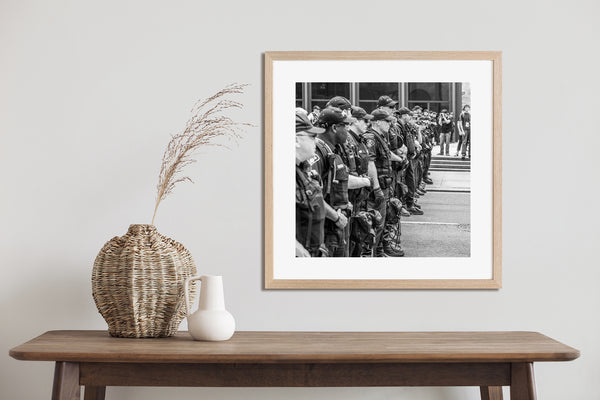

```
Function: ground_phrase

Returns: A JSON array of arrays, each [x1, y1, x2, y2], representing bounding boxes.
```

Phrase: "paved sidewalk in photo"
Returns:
[[397, 141, 471, 256], [427, 170, 470, 193], [427, 142, 471, 193], [400, 191, 470, 257]]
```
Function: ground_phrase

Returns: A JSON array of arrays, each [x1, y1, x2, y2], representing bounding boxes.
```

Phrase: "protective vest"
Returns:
[[421, 126, 433, 150], [296, 165, 325, 251], [315, 138, 349, 208], [388, 123, 401, 151], [397, 122, 416, 157], [337, 141, 357, 176], [346, 130, 369, 176], [365, 128, 392, 176]]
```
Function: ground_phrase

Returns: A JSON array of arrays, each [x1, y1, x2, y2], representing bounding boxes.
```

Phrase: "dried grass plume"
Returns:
[[152, 83, 251, 225]]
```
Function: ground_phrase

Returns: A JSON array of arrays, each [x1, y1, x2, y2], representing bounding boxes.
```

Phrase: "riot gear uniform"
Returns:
[[397, 118, 419, 212], [363, 126, 396, 256], [313, 137, 350, 257], [296, 163, 327, 257]]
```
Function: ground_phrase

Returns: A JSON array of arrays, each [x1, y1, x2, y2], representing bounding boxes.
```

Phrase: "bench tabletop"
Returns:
[[9, 330, 579, 364]]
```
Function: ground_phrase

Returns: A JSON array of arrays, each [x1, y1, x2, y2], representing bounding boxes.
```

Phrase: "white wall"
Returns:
[[1, 1, 598, 399]]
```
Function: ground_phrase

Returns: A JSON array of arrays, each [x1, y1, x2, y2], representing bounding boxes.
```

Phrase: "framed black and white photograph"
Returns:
[[265, 52, 501, 289]]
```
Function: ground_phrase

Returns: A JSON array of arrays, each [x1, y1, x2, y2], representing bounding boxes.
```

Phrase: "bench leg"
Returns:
[[480, 386, 503, 400], [84, 386, 106, 400], [510, 363, 537, 400], [52, 362, 81, 400]]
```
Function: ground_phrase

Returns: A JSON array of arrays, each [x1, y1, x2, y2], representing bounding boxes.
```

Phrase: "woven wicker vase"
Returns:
[[92, 224, 198, 338]]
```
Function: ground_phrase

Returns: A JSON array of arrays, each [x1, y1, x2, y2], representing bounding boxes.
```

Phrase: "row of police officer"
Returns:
[[295, 95, 433, 257]]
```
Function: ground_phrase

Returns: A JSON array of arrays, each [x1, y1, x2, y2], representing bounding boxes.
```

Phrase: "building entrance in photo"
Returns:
[[297, 82, 468, 141]]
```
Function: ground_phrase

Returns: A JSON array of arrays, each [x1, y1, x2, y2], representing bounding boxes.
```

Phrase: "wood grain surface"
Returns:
[[9, 331, 579, 364], [511, 363, 537, 400], [78, 362, 511, 387], [83, 386, 105, 400], [480, 385, 504, 400], [51, 362, 80, 400]]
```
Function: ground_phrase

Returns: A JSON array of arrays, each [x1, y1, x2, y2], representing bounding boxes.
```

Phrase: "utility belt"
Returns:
[[348, 186, 371, 210], [392, 160, 409, 172], [336, 203, 351, 212], [377, 174, 394, 190]]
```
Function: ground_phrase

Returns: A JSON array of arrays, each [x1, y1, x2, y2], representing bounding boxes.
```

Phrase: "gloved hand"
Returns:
[[373, 187, 385, 209]]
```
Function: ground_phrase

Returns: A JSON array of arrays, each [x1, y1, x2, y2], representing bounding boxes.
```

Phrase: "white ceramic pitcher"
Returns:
[[184, 275, 235, 341]]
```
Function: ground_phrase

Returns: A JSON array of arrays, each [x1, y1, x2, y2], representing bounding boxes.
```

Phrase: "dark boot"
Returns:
[[407, 206, 424, 215], [384, 244, 405, 257], [382, 224, 404, 257]]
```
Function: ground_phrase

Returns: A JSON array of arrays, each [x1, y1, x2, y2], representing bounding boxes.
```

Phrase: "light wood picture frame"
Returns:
[[265, 51, 501, 289]]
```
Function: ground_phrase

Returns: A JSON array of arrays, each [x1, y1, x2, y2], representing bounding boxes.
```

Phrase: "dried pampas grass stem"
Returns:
[[151, 83, 251, 225]]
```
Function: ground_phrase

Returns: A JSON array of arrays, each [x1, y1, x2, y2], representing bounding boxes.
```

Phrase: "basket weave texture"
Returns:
[[92, 224, 198, 338]]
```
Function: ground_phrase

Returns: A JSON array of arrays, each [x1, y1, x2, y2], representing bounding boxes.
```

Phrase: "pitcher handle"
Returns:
[[184, 276, 203, 317]]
